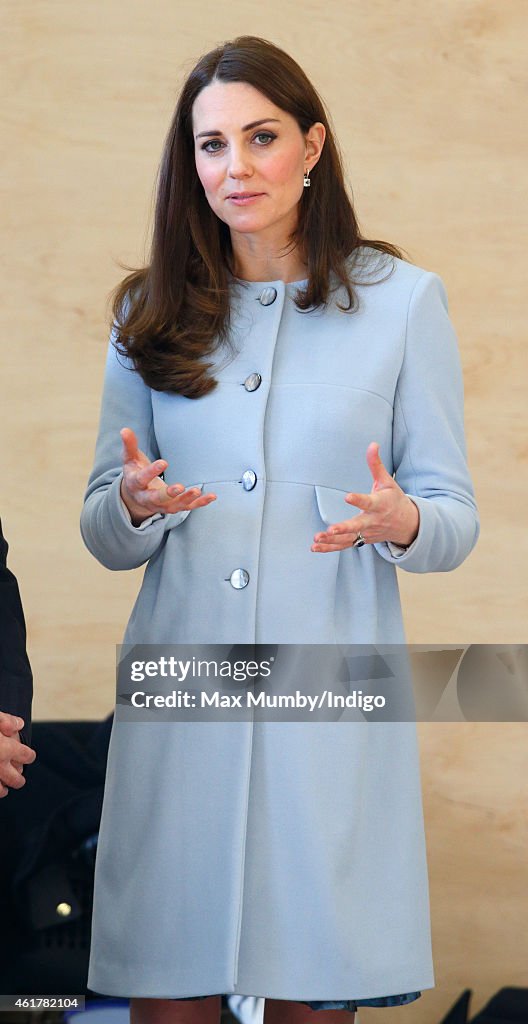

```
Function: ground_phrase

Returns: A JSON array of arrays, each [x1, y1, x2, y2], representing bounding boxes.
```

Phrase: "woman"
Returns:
[[81, 35, 480, 1024]]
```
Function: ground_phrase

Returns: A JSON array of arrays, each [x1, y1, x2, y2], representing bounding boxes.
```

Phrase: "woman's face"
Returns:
[[192, 80, 323, 239]]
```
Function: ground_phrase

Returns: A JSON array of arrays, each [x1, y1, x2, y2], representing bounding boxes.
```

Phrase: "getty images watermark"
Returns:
[[114, 644, 528, 722]]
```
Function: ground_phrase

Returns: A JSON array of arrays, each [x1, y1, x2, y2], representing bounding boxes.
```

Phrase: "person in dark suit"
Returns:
[[0, 518, 36, 796]]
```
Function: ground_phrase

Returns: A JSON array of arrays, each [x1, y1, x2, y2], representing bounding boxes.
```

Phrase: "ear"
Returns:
[[305, 121, 326, 168]]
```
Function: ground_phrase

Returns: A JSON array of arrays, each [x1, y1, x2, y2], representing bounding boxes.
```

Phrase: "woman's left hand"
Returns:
[[311, 442, 420, 551]]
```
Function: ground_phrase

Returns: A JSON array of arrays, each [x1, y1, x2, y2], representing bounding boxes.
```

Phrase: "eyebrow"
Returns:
[[194, 118, 281, 140]]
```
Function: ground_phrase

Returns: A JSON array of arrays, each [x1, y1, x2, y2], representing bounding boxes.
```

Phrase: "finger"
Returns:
[[165, 491, 217, 512], [138, 481, 190, 510], [312, 531, 371, 551], [132, 460, 168, 490], [183, 493, 217, 509], [345, 492, 375, 512], [315, 516, 368, 540], [120, 427, 140, 464], [0, 741, 37, 765], [0, 765, 26, 789], [16, 744, 37, 765], [164, 484, 210, 503], [311, 540, 347, 552], [0, 713, 24, 735], [122, 467, 167, 509], [366, 441, 393, 488]]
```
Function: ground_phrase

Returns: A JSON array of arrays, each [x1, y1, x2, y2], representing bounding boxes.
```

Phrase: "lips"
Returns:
[[227, 192, 264, 199]]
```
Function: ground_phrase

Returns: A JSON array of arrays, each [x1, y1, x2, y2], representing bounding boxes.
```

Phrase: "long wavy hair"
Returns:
[[109, 35, 411, 398]]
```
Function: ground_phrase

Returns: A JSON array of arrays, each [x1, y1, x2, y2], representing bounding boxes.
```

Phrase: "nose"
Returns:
[[226, 142, 253, 180]]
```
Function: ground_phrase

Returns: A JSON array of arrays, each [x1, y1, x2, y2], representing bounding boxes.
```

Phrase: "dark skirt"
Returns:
[[171, 990, 422, 1010], [301, 991, 421, 1010]]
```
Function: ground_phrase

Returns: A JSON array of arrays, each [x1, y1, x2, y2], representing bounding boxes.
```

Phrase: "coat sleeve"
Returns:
[[0, 519, 33, 747], [373, 270, 480, 573], [80, 328, 187, 571]]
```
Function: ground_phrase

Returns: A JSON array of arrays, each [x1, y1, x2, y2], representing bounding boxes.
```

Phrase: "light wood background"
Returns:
[[2, 2, 527, 1020]]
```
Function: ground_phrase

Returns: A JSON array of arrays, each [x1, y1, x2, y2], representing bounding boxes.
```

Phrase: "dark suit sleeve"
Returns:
[[0, 519, 33, 747]]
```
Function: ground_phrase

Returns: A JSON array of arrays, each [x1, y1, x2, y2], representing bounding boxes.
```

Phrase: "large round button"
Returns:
[[241, 469, 257, 491], [258, 286, 277, 306], [244, 372, 262, 392], [229, 569, 250, 589]]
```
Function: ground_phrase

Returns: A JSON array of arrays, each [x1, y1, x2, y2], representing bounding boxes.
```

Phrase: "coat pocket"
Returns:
[[314, 485, 355, 528]]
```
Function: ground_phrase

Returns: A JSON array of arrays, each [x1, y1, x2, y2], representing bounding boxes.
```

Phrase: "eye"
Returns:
[[201, 139, 223, 153], [253, 132, 276, 145], [200, 131, 276, 153]]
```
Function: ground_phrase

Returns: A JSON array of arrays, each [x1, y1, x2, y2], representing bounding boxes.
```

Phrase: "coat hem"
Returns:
[[87, 963, 436, 1002]]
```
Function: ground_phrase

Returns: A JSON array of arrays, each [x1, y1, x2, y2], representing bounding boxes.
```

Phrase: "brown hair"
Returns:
[[109, 35, 411, 398]]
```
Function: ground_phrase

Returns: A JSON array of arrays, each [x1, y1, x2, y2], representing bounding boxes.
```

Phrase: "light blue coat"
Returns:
[[81, 248, 479, 1000]]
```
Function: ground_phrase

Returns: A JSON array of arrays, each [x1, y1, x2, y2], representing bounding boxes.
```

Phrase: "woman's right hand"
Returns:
[[120, 427, 217, 526]]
